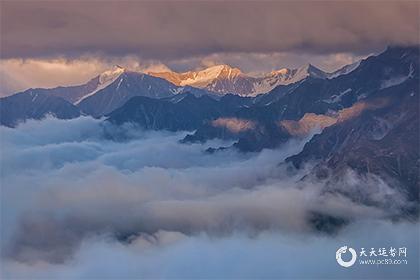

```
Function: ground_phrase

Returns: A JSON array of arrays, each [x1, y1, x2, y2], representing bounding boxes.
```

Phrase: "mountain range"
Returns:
[[0, 46, 418, 214], [149, 62, 359, 96], [109, 46, 419, 214], [0, 59, 360, 126]]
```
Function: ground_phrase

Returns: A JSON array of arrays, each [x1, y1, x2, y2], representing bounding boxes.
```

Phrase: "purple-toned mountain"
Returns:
[[1, 59, 361, 126], [1, 67, 216, 122], [0, 91, 81, 127]]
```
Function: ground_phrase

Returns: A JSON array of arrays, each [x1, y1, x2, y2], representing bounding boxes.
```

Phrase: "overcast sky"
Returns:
[[0, 1, 419, 95]]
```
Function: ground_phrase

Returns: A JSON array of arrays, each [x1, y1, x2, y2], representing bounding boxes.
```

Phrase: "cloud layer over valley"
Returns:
[[1, 116, 418, 278]]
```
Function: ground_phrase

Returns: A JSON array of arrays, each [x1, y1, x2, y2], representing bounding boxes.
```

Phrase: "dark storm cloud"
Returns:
[[1, 1, 418, 59]]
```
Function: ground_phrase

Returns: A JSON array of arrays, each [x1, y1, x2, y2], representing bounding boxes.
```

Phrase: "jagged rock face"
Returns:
[[251, 47, 418, 121], [150, 65, 243, 87], [109, 47, 419, 156], [150, 63, 333, 96], [287, 78, 419, 205], [150, 64, 257, 96], [182, 46, 419, 159], [0, 91, 81, 127], [205, 74, 257, 96]]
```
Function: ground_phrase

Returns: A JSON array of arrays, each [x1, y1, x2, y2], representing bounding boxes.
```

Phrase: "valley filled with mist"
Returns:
[[1, 1, 419, 279], [1, 116, 418, 278]]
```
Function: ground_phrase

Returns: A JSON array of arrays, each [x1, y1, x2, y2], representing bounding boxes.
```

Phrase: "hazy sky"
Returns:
[[0, 1, 419, 95]]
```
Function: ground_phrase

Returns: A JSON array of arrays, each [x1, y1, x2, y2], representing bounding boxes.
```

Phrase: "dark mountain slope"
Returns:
[[287, 78, 419, 204], [106, 95, 235, 131], [15, 77, 100, 104], [183, 46, 419, 150], [0, 92, 81, 127], [248, 46, 419, 122], [77, 71, 178, 117]]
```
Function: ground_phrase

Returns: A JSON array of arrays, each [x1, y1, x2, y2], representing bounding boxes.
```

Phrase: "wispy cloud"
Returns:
[[1, 117, 410, 269]]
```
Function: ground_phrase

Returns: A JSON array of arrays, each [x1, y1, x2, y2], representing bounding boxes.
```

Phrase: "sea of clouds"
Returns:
[[0, 116, 418, 279]]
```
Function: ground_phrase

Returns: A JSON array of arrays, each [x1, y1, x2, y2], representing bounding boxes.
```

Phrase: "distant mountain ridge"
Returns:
[[104, 46, 418, 154], [149, 62, 359, 96], [0, 58, 362, 126], [1, 46, 415, 130], [1, 67, 217, 122], [0, 91, 81, 127]]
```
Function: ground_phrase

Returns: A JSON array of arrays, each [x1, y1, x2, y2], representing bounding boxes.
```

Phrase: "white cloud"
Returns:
[[0, 117, 417, 278], [2, 222, 419, 279]]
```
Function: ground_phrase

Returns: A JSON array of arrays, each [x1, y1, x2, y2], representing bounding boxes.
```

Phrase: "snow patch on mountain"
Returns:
[[380, 63, 414, 90], [327, 61, 361, 79], [252, 64, 327, 96], [179, 65, 242, 87], [74, 66, 124, 105], [145, 61, 362, 97], [323, 88, 352, 104]]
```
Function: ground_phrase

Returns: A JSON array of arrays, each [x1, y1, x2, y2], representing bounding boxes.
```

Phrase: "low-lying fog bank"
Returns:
[[1, 117, 418, 279]]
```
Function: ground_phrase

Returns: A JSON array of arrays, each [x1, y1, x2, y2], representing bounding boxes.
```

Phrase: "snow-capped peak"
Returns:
[[179, 64, 242, 87], [98, 65, 125, 84], [149, 62, 358, 97], [74, 66, 125, 105]]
